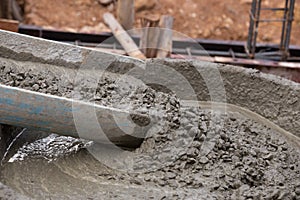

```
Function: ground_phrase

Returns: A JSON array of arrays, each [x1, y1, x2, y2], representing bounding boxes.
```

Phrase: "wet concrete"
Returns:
[[0, 181, 30, 200], [0, 70, 299, 199], [1, 30, 299, 137], [0, 30, 300, 199], [146, 59, 300, 138], [0, 108, 299, 199]]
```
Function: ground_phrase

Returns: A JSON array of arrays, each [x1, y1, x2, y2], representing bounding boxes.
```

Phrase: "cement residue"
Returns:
[[1, 30, 300, 199], [1, 30, 300, 137], [134, 107, 300, 199], [8, 133, 92, 162], [150, 59, 300, 138], [1, 105, 300, 199], [0, 181, 30, 200], [1, 56, 300, 199], [142, 109, 300, 199]]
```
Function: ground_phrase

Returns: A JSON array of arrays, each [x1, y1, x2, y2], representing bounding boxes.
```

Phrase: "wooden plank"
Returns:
[[11, 0, 23, 21], [140, 15, 160, 58], [0, 19, 19, 32], [103, 12, 146, 59], [117, 0, 134, 30], [157, 15, 173, 58]]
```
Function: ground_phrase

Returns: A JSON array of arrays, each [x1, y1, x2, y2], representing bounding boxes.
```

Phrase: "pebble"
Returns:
[[129, 179, 142, 185], [199, 156, 209, 164], [263, 153, 274, 160], [295, 187, 300, 195], [165, 172, 176, 179], [265, 189, 280, 200], [32, 84, 40, 91], [188, 127, 200, 137], [203, 171, 211, 177]]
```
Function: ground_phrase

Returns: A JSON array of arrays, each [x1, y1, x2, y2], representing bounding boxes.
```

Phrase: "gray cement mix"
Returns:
[[0, 58, 299, 199], [0, 30, 300, 199], [1, 106, 299, 199], [1, 30, 299, 137]]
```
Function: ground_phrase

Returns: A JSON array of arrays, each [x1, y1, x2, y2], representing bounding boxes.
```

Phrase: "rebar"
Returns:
[[246, 0, 295, 61]]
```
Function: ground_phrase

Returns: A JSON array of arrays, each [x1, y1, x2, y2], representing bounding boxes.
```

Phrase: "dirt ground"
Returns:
[[21, 0, 300, 45]]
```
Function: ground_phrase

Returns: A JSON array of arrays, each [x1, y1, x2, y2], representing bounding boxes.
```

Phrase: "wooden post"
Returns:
[[103, 12, 146, 60], [0, 0, 22, 21], [157, 15, 174, 58], [140, 15, 173, 58], [11, 0, 23, 21], [117, 0, 134, 30], [139, 15, 160, 58], [0, 0, 10, 19], [0, 0, 3, 18]]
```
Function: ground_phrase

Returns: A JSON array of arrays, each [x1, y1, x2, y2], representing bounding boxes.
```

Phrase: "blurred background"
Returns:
[[1, 0, 299, 44]]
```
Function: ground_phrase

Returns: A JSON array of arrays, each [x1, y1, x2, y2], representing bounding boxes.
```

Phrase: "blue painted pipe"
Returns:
[[0, 84, 148, 147]]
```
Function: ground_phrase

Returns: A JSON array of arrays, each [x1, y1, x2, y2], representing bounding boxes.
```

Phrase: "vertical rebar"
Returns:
[[247, 0, 261, 58], [246, 0, 257, 57], [285, 0, 295, 51], [280, 0, 295, 60], [247, 0, 295, 60], [280, 0, 289, 60], [252, 0, 261, 57], [280, 0, 289, 50]]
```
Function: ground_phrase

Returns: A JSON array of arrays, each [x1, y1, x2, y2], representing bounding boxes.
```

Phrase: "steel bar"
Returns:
[[280, 0, 290, 60], [253, 0, 262, 56], [246, 0, 257, 56], [246, 0, 296, 61], [280, 0, 295, 60], [258, 19, 287, 22], [246, 0, 262, 58], [260, 8, 286, 11]]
